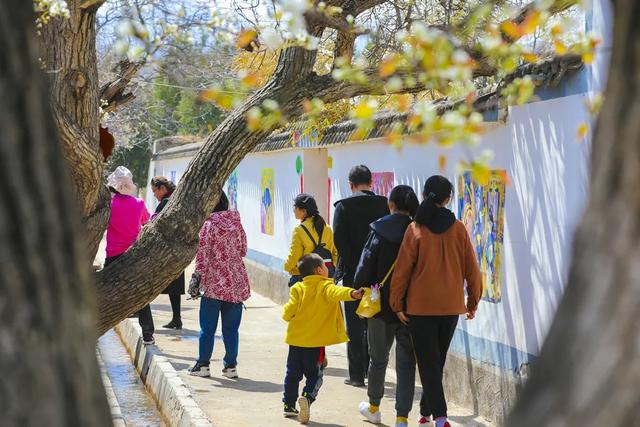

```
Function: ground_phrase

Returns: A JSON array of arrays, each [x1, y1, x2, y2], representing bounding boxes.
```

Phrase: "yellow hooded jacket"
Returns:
[[283, 275, 355, 347], [284, 218, 339, 276]]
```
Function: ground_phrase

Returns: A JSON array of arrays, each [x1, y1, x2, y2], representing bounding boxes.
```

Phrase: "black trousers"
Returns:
[[169, 294, 181, 320], [344, 300, 368, 382], [104, 255, 155, 337], [408, 315, 458, 418], [283, 346, 325, 406]]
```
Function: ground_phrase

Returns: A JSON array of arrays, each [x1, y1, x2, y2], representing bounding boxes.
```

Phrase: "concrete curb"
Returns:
[[114, 319, 212, 427], [97, 352, 127, 427]]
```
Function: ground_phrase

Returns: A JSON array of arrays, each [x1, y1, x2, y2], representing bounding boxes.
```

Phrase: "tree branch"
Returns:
[[512, 0, 579, 26], [310, 69, 427, 103], [333, 31, 357, 68], [352, 0, 389, 16], [312, 53, 582, 106], [51, 102, 103, 216], [99, 59, 143, 114], [95, 44, 321, 334], [310, 61, 500, 104], [304, 9, 369, 35]]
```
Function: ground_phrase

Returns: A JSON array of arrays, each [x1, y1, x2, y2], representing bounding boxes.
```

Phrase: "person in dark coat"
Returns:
[[332, 165, 390, 386], [151, 176, 186, 329], [354, 185, 419, 427]]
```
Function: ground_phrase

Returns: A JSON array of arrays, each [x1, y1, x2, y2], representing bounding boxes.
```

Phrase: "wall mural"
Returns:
[[457, 170, 506, 303], [371, 172, 395, 197], [226, 170, 238, 211], [295, 155, 303, 193], [260, 168, 275, 235]]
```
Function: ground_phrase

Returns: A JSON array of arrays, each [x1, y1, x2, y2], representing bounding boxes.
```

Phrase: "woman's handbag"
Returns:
[[356, 261, 396, 319], [187, 272, 201, 299]]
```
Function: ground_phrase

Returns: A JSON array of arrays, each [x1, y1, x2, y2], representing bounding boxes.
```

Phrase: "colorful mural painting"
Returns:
[[226, 170, 238, 211], [457, 170, 506, 303], [371, 172, 395, 197], [260, 168, 275, 235], [295, 155, 303, 192]]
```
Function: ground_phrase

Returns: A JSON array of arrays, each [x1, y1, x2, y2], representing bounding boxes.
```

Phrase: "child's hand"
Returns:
[[351, 288, 365, 300]]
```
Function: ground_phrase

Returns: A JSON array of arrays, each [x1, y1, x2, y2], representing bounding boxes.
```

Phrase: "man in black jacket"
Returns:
[[333, 165, 390, 386]]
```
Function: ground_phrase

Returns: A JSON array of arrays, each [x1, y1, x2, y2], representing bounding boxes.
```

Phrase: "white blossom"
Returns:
[[260, 28, 285, 49], [452, 49, 470, 64], [442, 110, 465, 127], [385, 76, 404, 92]]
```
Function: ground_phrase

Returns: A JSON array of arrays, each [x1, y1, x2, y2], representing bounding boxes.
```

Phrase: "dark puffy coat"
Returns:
[[353, 213, 412, 322], [154, 196, 185, 295], [332, 191, 389, 286]]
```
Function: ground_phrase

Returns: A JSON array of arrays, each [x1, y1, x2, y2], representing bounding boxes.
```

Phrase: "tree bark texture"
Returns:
[[0, 1, 110, 425], [508, 0, 640, 425], [41, 0, 108, 256], [94, 44, 325, 334]]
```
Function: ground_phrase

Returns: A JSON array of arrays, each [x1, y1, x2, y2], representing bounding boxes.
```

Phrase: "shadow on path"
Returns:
[[211, 376, 283, 393]]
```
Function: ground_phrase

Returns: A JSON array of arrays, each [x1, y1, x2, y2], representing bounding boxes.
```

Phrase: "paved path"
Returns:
[[148, 291, 493, 427]]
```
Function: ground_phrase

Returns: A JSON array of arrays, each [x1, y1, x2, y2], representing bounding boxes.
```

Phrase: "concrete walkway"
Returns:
[[148, 291, 493, 427]]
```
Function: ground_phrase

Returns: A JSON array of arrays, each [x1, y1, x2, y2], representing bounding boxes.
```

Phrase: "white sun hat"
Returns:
[[107, 166, 138, 196]]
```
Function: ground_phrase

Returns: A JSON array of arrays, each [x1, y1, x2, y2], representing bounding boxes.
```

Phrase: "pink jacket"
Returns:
[[106, 194, 150, 258], [195, 210, 250, 303]]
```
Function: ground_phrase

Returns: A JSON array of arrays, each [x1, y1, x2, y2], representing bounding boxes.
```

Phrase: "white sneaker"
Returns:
[[298, 396, 311, 424], [188, 362, 211, 377], [222, 366, 238, 378], [359, 401, 382, 424]]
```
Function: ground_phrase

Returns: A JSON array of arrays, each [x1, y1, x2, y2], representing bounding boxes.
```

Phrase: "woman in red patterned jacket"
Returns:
[[188, 191, 250, 379]]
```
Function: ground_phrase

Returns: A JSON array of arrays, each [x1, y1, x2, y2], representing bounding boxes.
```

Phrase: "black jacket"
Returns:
[[353, 213, 412, 322], [333, 191, 389, 285], [155, 195, 185, 295], [155, 197, 169, 214]]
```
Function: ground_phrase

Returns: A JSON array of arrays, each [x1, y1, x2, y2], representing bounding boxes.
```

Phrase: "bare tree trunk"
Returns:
[[0, 1, 110, 425], [508, 0, 640, 425], [41, 1, 108, 258]]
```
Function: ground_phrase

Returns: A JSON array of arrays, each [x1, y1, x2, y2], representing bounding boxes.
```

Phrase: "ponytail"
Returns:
[[150, 176, 176, 194], [389, 185, 420, 218], [293, 193, 326, 237], [414, 176, 453, 227], [311, 214, 327, 238]]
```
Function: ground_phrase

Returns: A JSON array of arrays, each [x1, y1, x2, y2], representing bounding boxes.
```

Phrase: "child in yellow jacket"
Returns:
[[284, 193, 338, 286], [282, 253, 364, 424]]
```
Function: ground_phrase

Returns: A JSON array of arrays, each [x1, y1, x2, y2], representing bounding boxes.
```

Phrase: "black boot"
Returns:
[[163, 318, 182, 329]]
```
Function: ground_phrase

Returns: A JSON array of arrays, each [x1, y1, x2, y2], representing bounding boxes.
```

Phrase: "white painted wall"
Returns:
[[303, 148, 329, 219], [588, 0, 614, 93], [149, 93, 591, 361], [148, 85, 600, 373], [325, 94, 590, 358], [234, 150, 302, 263]]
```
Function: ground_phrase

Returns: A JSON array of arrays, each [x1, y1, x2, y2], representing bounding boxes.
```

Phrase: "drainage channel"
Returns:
[[98, 330, 166, 427]]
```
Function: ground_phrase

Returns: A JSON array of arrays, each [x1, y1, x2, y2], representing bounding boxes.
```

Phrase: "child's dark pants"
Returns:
[[283, 346, 325, 406]]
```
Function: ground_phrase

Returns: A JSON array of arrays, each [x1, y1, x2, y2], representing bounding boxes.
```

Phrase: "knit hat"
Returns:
[[107, 166, 137, 196]]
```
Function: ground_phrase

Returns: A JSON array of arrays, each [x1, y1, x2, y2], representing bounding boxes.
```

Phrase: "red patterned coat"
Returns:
[[195, 210, 251, 303]]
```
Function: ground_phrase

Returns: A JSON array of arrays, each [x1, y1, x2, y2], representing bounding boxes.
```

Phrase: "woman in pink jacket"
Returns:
[[188, 192, 250, 379]]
